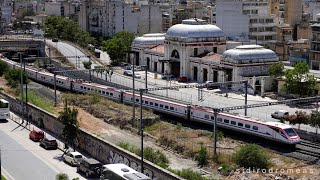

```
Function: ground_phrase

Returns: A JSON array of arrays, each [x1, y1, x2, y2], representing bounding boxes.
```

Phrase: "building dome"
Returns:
[[133, 33, 165, 47], [222, 45, 278, 60], [165, 19, 225, 39]]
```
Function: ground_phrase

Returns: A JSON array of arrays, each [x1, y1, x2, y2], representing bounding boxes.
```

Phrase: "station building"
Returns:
[[131, 18, 279, 95]]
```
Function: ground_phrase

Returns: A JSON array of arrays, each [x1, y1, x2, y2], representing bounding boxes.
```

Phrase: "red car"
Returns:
[[29, 130, 45, 141], [177, 76, 188, 82]]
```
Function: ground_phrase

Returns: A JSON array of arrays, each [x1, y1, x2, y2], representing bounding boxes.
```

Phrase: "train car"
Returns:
[[72, 81, 121, 101], [190, 107, 300, 144], [36, 71, 71, 89], [122, 92, 189, 119]]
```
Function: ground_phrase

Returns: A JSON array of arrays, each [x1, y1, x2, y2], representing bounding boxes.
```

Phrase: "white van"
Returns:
[[102, 163, 151, 180], [271, 110, 289, 119]]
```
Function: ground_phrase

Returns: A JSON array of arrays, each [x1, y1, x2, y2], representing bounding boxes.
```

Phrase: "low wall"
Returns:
[[0, 92, 181, 180]]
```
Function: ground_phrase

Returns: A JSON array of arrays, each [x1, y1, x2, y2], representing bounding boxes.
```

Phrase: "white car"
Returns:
[[64, 152, 83, 166]]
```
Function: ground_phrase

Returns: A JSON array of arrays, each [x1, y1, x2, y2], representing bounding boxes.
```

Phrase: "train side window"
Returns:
[[102, 91, 105, 94], [80, 86, 83, 89], [211, 116, 214, 120], [160, 104, 163, 108], [145, 101, 148, 104], [136, 99, 139, 102], [245, 124, 250, 129], [165, 106, 169, 109], [98, 90, 101, 93], [205, 115, 209, 119], [142, 100, 144, 103], [217, 118, 222, 122], [231, 121, 236, 125], [84, 87, 87, 90], [170, 107, 174, 110], [253, 126, 258, 130], [106, 92, 109, 95], [238, 123, 243, 127], [224, 119, 229, 123], [110, 93, 113, 96], [155, 103, 158, 107], [150, 102, 153, 105]]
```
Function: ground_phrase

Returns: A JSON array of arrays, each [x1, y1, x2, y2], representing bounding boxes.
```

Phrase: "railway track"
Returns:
[[284, 140, 320, 165]]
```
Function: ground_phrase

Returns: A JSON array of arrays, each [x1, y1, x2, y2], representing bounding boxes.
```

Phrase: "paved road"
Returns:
[[45, 40, 317, 133], [0, 113, 88, 180]]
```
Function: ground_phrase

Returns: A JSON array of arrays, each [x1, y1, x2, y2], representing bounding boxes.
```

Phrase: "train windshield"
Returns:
[[284, 128, 297, 137], [0, 100, 9, 108]]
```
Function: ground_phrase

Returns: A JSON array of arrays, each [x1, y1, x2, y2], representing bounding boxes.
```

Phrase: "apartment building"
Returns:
[[216, 0, 277, 45], [303, 0, 320, 22], [310, 23, 320, 70], [79, 0, 162, 37]]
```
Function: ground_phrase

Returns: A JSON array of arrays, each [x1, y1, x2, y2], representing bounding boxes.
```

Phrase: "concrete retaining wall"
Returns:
[[0, 92, 181, 180]]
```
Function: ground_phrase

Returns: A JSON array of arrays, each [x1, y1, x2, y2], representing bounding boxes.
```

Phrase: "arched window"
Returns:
[[171, 50, 180, 59]]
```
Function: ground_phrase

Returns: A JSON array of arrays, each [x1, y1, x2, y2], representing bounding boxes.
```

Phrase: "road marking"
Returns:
[[1, 166, 15, 180]]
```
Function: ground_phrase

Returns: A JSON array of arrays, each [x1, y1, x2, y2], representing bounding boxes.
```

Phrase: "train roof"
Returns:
[[0, 99, 9, 103], [264, 121, 292, 129]]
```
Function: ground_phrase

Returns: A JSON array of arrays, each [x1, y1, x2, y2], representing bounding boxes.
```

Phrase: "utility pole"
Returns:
[[24, 59, 29, 125], [19, 53, 24, 124], [213, 110, 218, 160], [244, 81, 248, 116], [139, 89, 144, 173], [0, 146, 2, 179], [145, 66, 147, 90], [54, 73, 57, 107], [132, 59, 135, 127]]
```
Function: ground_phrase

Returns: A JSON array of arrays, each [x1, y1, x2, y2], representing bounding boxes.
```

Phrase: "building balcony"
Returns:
[[311, 49, 320, 53], [249, 31, 277, 36], [289, 56, 308, 62], [249, 23, 277, 28]]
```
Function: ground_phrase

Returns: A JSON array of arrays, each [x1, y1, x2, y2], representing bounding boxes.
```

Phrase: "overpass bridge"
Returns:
[[0, 35, 45, 58]]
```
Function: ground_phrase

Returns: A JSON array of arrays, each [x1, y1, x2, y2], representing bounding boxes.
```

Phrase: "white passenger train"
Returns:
[[1, 58, 301, 144]]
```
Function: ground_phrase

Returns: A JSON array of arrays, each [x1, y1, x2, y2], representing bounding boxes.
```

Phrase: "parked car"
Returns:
[[161, 74, 175, 80], [204, 81, 219, 90], [64, 152, 83, 166], [271, 110, 289, 119], [177, 76, 188, 82], [52, 38, 58, 42], [39, 137, 58, 150], [77, 158, 102, 178], [134, 73, 142, 79], [123, 70, 133, 76], [29, 129, 45, 141]]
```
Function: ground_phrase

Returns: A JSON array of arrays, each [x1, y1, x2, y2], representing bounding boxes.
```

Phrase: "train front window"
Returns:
[[284, 128, 297, 137]]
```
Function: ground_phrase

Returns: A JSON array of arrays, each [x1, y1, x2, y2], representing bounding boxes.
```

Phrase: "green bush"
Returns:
[[4, 68, 28, 88], [168, 168, 215, 180], [117, 142, 169, 168], [220, 164, 234, 176], [195, 145, 208, 166], [0, 61, 9, 76], [83, 61, 92, 69], [233, 144, 270, 169], [56, 173, 69, 180], [210, 130, 224, 141]]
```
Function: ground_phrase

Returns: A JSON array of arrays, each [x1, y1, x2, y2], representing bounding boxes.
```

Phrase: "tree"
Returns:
[[56, 173, 69, 180], [82, 61, 92, 69], [102, 32, 134, 65], [195, 144, 208, 166], [283, 62, 317, 97], [44, 16, 96, 48], [0, 61, 8, 76], [287, 111, 309, 129], [59, 99, 80, 151], [233, 144, 270, 169], [268, 62, 284, 78], [309, 110, 320, 134]]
